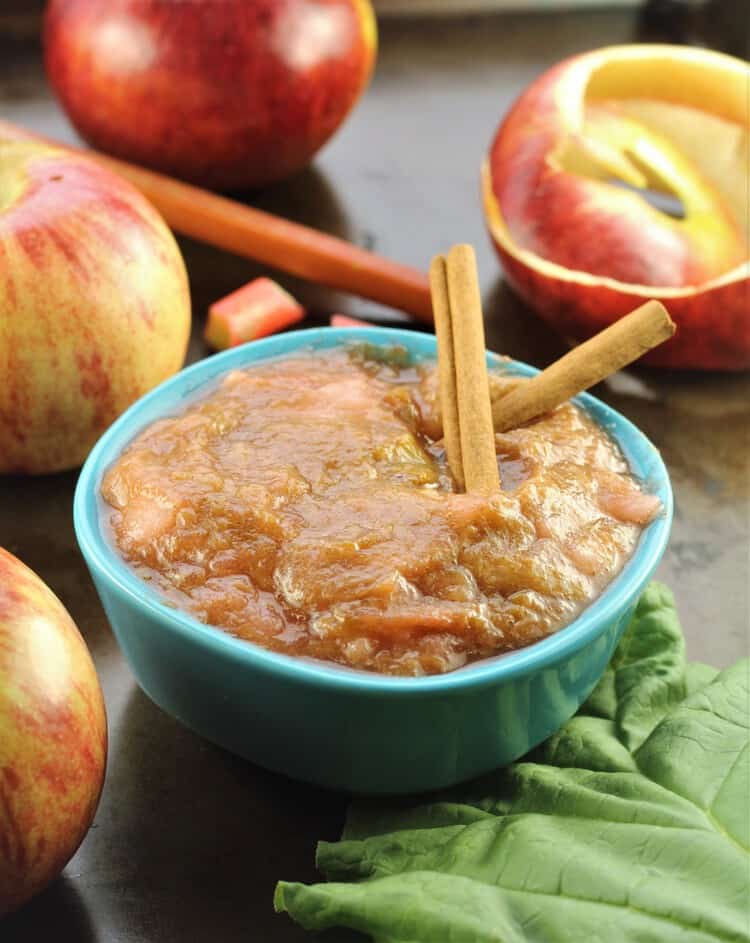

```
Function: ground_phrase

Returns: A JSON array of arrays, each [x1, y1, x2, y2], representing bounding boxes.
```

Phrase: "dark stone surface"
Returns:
[[1, 10, 747, 942]]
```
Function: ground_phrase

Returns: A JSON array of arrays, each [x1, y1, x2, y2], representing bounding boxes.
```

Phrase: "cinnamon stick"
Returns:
[[431, 245, 500, 496], [446, 246, 500, 496], [0, 119, 433, 320], [492, 300, 675, 432], [430, 255, 464, 490]]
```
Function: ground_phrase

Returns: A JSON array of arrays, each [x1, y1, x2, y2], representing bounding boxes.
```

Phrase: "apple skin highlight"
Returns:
[[483, 45, 750, 371]]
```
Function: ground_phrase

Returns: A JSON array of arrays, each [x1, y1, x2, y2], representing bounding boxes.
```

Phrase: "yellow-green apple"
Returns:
[[0, 548, 107, 916], [44, 0, 378, 191], [483, 45, 749, 370], [0, 122, 191, 473]]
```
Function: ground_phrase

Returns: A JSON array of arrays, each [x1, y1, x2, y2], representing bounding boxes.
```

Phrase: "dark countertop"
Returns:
[[2, 9, 748, 942]]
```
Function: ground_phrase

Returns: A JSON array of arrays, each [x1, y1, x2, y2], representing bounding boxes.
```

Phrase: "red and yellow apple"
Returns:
[[483, 45, 749, 370], [44, 0, 378, 191], [0, 548, 107, 917], [0, 121, 191, 473]]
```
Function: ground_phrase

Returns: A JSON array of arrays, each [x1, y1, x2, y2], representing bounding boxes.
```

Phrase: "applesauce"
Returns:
[[101, 346, 660, 676]]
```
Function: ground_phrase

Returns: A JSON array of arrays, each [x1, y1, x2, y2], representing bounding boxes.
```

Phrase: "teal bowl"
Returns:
[[74, 328, 672, 795]]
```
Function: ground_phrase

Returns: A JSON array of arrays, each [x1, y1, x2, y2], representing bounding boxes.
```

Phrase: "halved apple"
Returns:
[[483, 45, 749, 370]]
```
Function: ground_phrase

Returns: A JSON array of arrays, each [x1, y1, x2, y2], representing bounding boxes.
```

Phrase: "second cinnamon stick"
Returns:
[[492, 300, 675, 433]]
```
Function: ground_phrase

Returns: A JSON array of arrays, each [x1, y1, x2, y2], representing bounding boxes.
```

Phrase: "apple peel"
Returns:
[[483, 44, 750, 370]]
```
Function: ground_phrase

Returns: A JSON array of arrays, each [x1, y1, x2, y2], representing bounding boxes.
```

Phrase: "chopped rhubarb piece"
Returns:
[[205, 277, 304, 350], [330, 313, 372, 328]]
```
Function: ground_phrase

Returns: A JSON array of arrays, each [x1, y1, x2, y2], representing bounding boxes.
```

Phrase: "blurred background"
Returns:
[[1, 0, 748, 54]]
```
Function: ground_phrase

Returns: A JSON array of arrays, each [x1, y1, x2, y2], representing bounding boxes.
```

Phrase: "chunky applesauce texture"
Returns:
[[101, 346, 660, 676]]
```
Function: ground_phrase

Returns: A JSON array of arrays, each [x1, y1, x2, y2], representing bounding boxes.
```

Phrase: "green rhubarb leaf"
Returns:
[[275, 583, 750, 942]]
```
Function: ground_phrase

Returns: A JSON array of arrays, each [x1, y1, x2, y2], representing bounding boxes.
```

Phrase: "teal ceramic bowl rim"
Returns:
[[74, 326, 673, 695]]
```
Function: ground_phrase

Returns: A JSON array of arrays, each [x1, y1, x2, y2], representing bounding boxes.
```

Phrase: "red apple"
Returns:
[[483, 45, 750, 370], [0, 121, 191, 473], [44, 0, 378, 191], [0, 548, 107, 917]]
